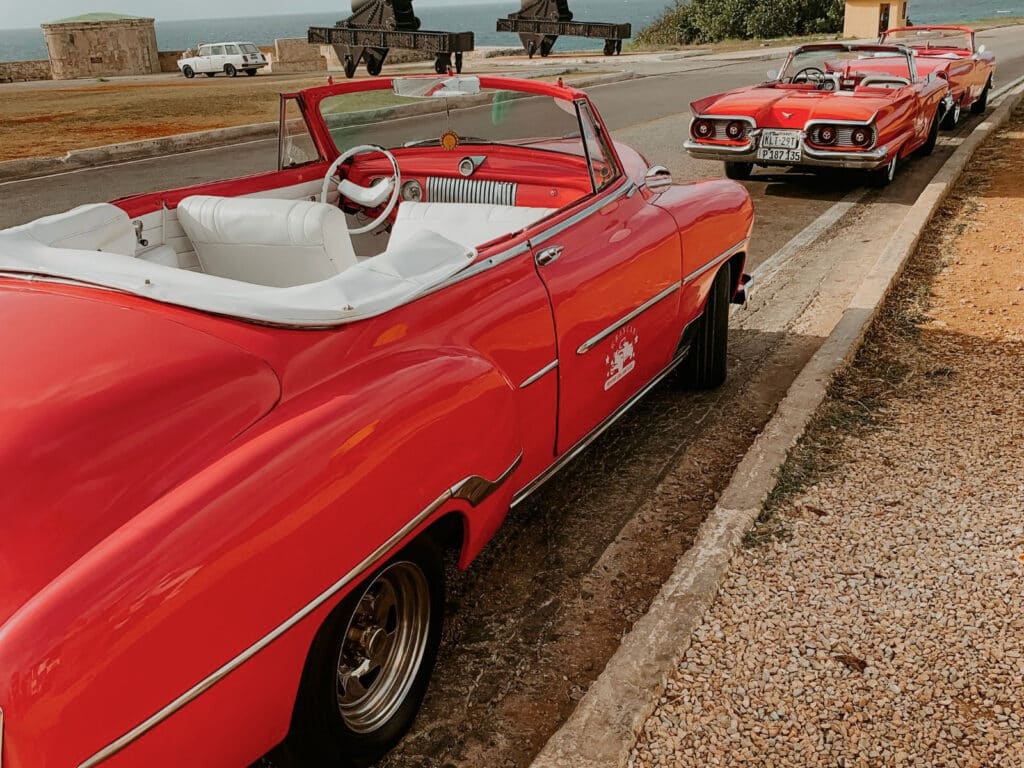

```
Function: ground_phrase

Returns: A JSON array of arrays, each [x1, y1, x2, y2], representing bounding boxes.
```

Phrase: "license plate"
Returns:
[[756, 147, 801, 163], [760, 129, 801, 149]]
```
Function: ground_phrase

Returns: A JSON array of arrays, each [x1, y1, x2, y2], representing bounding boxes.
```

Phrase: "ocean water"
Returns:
[[2, 0, 1022, 62]]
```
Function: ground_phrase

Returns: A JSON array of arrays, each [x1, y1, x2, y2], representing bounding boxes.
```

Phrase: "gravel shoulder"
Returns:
[[629, 104, 1024, 767]]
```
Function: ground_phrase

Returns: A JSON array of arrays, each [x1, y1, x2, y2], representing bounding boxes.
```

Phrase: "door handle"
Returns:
[[536, 246, 563, 267]]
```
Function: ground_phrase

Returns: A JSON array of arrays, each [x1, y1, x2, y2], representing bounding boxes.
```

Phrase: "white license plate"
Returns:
[[760, 129, 801, 149], [756, 147, 801, 163]]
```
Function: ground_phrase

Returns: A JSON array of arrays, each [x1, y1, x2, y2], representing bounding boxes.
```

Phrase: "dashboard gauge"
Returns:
[[400, 180, 423, 202]]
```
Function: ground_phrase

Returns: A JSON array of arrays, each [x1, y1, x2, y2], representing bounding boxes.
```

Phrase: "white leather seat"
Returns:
[[20, 203, 136, 257], [176, 195, 357, 288], [859, 75, 911, 89], [390, 202, 556, 250]]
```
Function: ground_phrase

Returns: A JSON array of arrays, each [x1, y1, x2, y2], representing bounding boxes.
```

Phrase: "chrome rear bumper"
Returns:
[[684, 139, 889, 170]]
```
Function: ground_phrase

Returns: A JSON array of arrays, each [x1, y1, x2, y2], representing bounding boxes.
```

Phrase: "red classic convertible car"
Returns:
[[685, 42, 949, 186], [0, 76, 752, 768], [880, 25, 996, 128]]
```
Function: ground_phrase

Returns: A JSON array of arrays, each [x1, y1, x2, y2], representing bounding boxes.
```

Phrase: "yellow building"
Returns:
[[843, 0, 908, 38]]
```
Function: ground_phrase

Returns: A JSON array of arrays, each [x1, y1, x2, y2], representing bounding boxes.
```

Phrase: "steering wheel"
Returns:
[[320, 144, 402, 235], [792, 67, 826, 84]]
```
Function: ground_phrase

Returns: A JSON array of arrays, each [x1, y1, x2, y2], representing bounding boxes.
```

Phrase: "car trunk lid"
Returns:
[[0, 281, 281, 628]]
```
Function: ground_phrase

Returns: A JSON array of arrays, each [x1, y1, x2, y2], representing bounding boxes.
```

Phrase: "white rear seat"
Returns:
[[19, 203, 136, 257], [176, 195, 358, 288], [390, 202, 556, 250]]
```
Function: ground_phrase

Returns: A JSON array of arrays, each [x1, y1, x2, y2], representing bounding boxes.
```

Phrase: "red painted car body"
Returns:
[[880, 26, 996, 119], [685, 42, 949, 183], [0, 76, 753, 768]]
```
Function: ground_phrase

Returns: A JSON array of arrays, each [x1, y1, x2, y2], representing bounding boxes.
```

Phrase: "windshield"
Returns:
[[781, 48, 913, 83], [883, 28, 972, 51], [316, 84, 618, 191]]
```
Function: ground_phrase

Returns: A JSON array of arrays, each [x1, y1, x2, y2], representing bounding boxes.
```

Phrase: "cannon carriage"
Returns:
[[496, 0, 631, 58], [308, 0, 474, 78]]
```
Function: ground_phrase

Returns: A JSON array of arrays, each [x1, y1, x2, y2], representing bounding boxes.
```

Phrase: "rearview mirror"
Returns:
[[392, 76, 482, 99], [766, 69, 779, 81]]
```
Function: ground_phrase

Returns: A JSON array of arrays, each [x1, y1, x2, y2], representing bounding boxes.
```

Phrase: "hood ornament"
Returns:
[[782, 111, 794, 119]]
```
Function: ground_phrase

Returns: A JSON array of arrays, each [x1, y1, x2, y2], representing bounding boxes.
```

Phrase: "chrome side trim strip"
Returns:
[[451, 452, 524, 507], [1, 705, 4, 768], [519, 360, 559, 389], [577, 281, 683, 355], [682, 240, 747, 285], [77, 452, 523, 768], [511, 349, 689, 508]]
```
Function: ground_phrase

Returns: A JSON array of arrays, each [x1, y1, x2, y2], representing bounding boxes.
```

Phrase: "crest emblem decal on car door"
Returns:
[[604, 327, 639, 391]]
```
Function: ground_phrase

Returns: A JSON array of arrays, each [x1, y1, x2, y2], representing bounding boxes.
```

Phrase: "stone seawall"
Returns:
[[0, 60, 53, 83]]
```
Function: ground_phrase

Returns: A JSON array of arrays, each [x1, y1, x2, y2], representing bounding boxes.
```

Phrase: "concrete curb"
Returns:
[[528, 81, 1024, 768], [0, 70, 635, 184]]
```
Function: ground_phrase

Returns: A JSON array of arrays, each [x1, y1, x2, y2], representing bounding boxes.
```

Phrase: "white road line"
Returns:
[[752, 187, 867, 283], [0, 136, 278, 188]]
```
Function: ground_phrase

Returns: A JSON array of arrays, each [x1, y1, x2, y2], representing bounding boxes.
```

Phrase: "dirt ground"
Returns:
[[631, 104, 1024, 767], [0, 73, 334, 161]]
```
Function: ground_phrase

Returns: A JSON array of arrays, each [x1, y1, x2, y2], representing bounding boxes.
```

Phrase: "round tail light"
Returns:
[[851, 126, 873, 147], [726, 120, 746, 140], [816, 125, 838, 146], [693, 119, 715, 139]]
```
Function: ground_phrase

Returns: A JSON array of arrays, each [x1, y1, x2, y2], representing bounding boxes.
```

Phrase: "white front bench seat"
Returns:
[[176, 195, 358, 288], [390, 202, 556, 250]]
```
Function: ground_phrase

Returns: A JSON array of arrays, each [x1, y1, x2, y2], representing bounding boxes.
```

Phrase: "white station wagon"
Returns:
[[177, 42, 267, 78]]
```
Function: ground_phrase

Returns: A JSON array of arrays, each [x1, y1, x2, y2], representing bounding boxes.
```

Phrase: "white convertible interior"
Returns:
[[0, 181, 558, 327]]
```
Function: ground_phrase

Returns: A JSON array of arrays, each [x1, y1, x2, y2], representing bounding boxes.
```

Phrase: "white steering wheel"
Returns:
[[321, 144, 402, 235]]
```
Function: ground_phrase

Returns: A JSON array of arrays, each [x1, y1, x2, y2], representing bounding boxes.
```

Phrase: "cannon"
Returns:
[[308, 0, 475, 78], [496, 0, 631, 58]]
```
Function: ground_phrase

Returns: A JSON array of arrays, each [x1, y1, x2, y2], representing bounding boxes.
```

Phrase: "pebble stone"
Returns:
[[628, 116, 1024, 768]]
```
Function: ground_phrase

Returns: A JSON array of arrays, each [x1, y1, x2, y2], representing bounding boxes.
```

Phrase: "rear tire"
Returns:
[[941, 97, 960, 129], [245, 68, 257, 76], [182, 65, 195, 79], [971, 78, 991, 114], [918, 113, 939, 156], [724, 161, 753, 181], [224, 63, 237, 77], [281, 536, 445, 768], [868, 154, 898, 187], [680, 265, 731, 389]]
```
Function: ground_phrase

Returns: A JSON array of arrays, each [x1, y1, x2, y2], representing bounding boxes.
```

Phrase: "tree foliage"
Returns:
[[636, 0, 845, 46]]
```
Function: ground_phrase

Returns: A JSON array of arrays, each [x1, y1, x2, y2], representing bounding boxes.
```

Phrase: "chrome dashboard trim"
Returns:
[[683, 239, 747, 285], [577, 281, 683, 355], [519, 360, 559, 389], [76, 452, 523, 768]]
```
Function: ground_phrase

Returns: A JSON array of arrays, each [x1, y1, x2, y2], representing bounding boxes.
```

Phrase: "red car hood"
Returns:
[[0, 281, 281, 628], [692, 86, 888, 127]]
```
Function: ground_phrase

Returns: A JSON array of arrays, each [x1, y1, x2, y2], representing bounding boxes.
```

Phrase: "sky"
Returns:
[[1, 0, 510, 30]]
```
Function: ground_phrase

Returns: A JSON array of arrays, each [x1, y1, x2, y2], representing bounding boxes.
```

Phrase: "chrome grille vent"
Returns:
[[426, 177, 516, 206]]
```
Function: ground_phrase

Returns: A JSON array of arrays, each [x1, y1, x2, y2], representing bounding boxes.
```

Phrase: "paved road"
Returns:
[[3, 25, 1023, 768]]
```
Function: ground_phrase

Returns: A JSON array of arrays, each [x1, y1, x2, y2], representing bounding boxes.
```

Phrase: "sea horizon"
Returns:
[[2, 0, 1022, 62]]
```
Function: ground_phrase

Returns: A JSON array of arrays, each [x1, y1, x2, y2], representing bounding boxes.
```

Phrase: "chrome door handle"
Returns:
[[536, 246, 563, 267]]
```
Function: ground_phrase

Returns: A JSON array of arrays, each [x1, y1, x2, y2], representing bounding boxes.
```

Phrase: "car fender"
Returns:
[[651, 179, 753, 312], [0, 348, 522, 768]]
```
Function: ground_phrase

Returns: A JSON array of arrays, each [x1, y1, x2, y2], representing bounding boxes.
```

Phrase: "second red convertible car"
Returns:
[[880, 25, 996, 128], [0, 76, 752, 767], [685, 42, 950, 186]]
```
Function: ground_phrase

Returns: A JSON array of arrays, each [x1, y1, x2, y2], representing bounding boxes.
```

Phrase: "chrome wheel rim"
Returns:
[[336, 561, 431, 734]]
